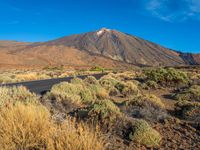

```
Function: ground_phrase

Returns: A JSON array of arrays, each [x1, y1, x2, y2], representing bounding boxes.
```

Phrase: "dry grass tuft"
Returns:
[[0, 103, 53, 150], [0, 103, 104, 150], [0, 86, 39, 107]]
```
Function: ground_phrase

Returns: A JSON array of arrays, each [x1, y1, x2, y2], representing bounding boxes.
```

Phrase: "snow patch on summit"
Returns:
[[97, 28, 111, 36]]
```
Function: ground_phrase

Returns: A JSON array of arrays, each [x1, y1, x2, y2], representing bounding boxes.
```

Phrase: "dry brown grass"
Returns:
[[15, 73, 51, 81], [0, 103, 104, 150], [0, 103, 52, 149], [0, 86, 39, 107], [53, 121, 104, 150]]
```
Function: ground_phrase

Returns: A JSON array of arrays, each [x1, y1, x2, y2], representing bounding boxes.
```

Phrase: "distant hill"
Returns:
[[0, 28, 199, 68]]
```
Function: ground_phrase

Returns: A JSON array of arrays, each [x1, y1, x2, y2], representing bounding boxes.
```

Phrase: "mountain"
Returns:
[[0, 28, 199, 68], [179, 53, 200, 65], [44, 28, 185, 66]]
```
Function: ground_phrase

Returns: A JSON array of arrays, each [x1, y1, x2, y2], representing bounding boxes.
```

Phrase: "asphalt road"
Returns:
[[1, 73, 106, 94]]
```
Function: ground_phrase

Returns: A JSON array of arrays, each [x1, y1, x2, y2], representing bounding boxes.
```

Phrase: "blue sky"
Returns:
[[0, 0, 200, 53]]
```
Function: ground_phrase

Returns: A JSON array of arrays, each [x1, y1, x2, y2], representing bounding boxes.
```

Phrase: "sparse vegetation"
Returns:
[[70, 77, 84, 84], [144, 67, 190, 86], [90, 66, 105, 72], [99, 75, 119, 90], [0, 68, 109, 84], [45, 82, 95, 105], [0, 86, 39, 107], [173, 85, 200, 122], [129, 119, 162, 147], [173, 85, 200, 102], [88, 84, 109, 99], [116, 81, 140, 97], [84, 76, 99, 85], [145, 94, 165, 108], [0, 103, 104, 150], [100, 75, 140, 97], [87, 99, 122, 124], [175, 101, 200, 122], [0, 67, 199, 149], [124, 94, 167, 121], [142, 80, 158, 89], [0, 75, 14, 84]]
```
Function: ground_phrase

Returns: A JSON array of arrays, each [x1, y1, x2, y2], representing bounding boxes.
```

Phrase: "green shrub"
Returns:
[[108, 87, 120, 96], [84, 76, 99, 85], [87, 100, 121, 123], [88, 84, 109, 99], [126, 94, 164, 109], [47, 82, 95, 105], [99, 76, 119, 90], [145, 68, 189, 86], [80, 89, 94, 104], [129, 120, 161, 147], [124, 94, 167, 121], [0, 86, 39, 106], [70, 77, 84, 85], [144, 94, 165, 108], [145, 80, 158, 89], [174, 85, 200, 102], [116, 81, 140, 97], [100, 75, 140, 97], [43, 65, 64, 71], [90, 66, 105, 72]]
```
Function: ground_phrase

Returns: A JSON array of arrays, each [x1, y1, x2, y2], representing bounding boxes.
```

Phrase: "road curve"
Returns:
[[1, 73, 107, 94]]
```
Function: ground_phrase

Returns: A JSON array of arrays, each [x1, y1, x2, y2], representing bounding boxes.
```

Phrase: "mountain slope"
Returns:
[[44, 28, 186, 66], [179, 53, 200, 65], [0, 28, 199, 68]]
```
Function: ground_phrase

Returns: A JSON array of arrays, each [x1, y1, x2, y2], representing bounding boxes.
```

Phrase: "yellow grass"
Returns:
[[0, 103, 104, 150]]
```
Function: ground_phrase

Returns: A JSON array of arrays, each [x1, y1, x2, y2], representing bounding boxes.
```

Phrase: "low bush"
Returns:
[[112, 71, 136, 80], [123, 94, 167, 121], [145, 67, 189, 86], [0, 103, 104, 150], [0, 86, 39, 107], [142, 80, 158, 90], [116, 81, 140, 97], [46, 82, 95, 105], [175, 101, 200, 122], [108, 87, 120, 96], [88, 84, 109, 99], [43, 66, 64, 71], [99, 75, 119, 90], [100, 75, 140, 97], [80, 100, 122, 125], [84, 76, 99, 85], [126, 94, 164, 109], [173, 85, 200, 102], [70, 77, 84, 85], [90, 66, 105, 72], [144, 94, 165, 108], [129, 119, 161, 147], [0, 75, 14, 84]]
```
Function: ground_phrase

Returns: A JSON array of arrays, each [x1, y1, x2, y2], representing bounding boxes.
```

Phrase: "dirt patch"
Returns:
[[154, 120, 200, 150]]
